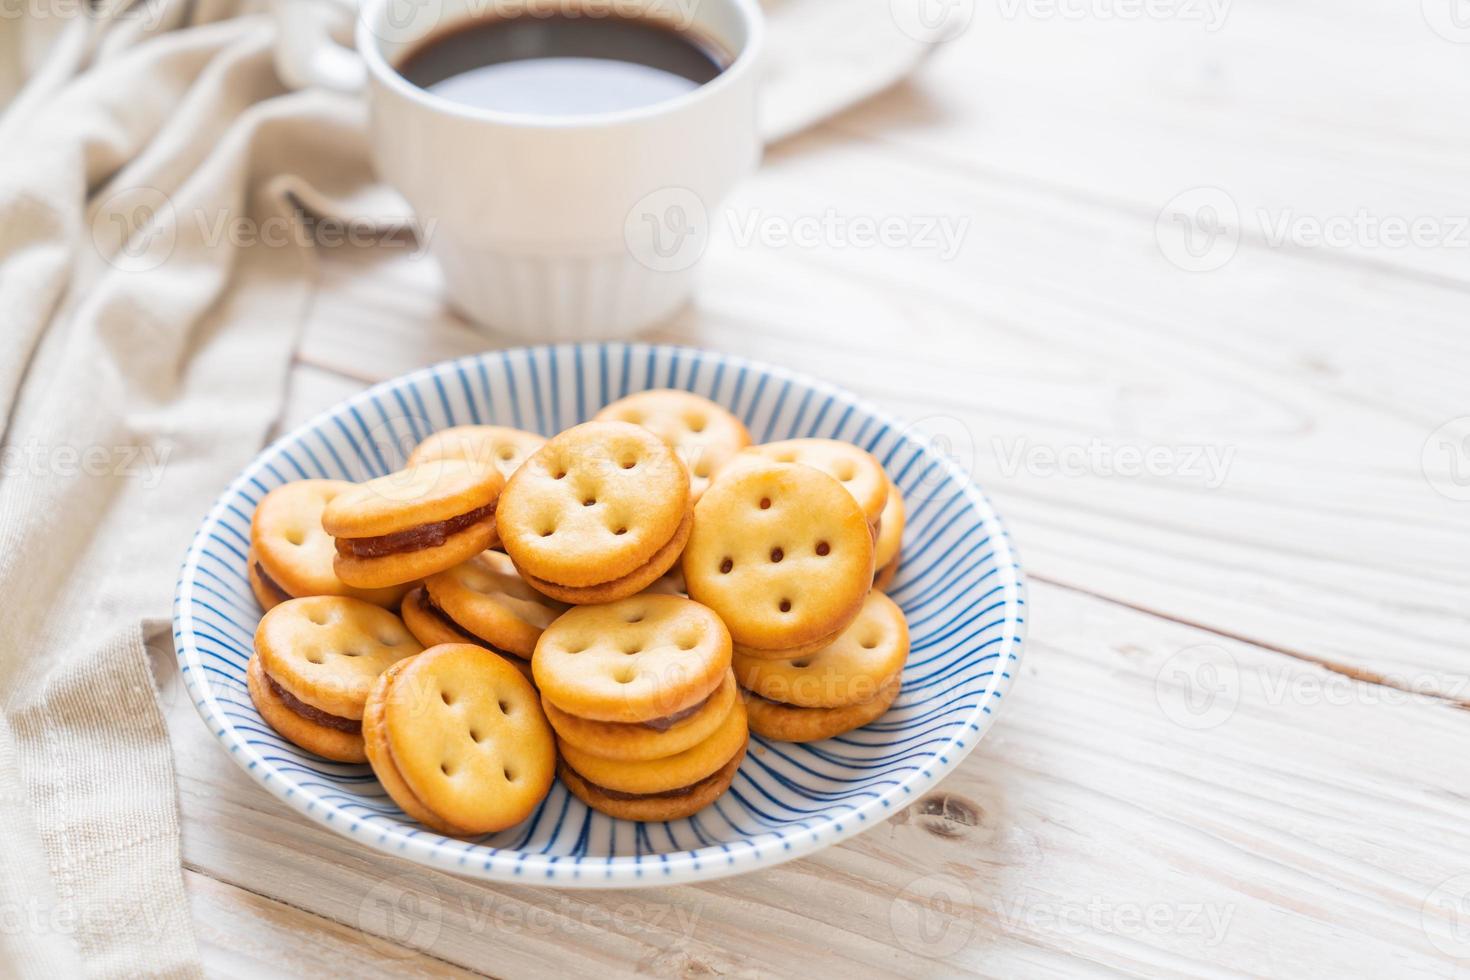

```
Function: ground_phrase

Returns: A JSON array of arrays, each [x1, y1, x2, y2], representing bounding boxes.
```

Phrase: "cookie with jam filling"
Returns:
[[532, 594, 746, 820], [248, 596, 422, 762], [248, 480, 412, 611], [323, 459, 503, 589]]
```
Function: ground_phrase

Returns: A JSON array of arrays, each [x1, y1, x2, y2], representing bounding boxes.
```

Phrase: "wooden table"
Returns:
[[155, 2, 1470, 975]]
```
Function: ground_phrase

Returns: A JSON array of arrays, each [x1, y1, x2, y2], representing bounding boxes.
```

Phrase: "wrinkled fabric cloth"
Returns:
[[0, 1, 949, 975], [0, 3, 385, 975]]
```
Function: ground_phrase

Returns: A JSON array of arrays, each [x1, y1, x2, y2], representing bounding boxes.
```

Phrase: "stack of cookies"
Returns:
[[533, 595, 747, 821], [243, 387, 910, 835]]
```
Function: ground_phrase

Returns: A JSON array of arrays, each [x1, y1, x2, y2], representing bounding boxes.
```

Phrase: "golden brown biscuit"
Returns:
[[407, 425, 546, 482], [498, 421, 689, 602], [362, 660, 460, 834], [556, 693, 746, 811], [542, 670, 739, 762], [400, 587, 537, 685], [594, 389, 750, 501], [744, 674, 902, 743], [250, 481, 411, 608], [733, 591, 908, 708], [533, 594, 730, 724], [872, 477, 905, 575], [514, 508, 693, 605], [250, 596, 423, 761], [247, 547, 290, 612], [683, 460, 873, 657], [363, 643, 556, 836], [401, 586, 478, 647], [246, 653, 366, 763], [735, 439, 888, 526], [557, 697, 747, 795], [424, 550, 565, 659], [323, 459, 503, 589], [874, 555, 901, 592], [559, 739, 747, 822]]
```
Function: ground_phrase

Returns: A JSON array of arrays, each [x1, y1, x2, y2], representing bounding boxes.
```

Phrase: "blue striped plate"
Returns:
[[173, 344, 1026, 886]]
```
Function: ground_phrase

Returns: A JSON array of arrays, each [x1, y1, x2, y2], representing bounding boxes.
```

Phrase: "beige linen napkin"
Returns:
[[0, 2, 957, 976], [0, 3, 387, 977]]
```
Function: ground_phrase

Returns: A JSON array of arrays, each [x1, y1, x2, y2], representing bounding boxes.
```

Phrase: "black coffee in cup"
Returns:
[[396, 12, 729, 116]]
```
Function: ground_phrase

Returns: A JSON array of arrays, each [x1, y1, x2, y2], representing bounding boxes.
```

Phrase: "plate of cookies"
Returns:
[[174, 344, 1026, 885]]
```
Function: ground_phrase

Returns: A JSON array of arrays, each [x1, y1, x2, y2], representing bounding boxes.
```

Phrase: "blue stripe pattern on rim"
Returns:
[[172, 344, 1027, 887]]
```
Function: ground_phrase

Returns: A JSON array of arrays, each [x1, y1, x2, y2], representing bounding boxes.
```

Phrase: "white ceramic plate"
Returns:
[[173, 343, 1026, 886]]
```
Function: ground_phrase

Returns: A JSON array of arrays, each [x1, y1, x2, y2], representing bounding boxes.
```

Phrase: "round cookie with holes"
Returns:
[[363, 643, 556, 836], [873, 477, 905, 591], [324, 459, 503, 589], [407, 425, 546, 483], [594, 389, 750, 501], [683, 460, 874, 660], [423, 551, 565, 660], [249, 481, 411, 610], [533, 594, 731, 725], [744, 673, 902, 743], [733, 591, 908, 708], [249, 596, 423, 762], [399, 587, 536, 685], [497, 421, 691, 604], [735, 439, 888, 528], [558, 698, 748, 822]]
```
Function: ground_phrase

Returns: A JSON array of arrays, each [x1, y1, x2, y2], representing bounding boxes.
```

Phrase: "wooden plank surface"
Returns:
[[164, 1, 1470, 975], [157, 577, 1470, 978]]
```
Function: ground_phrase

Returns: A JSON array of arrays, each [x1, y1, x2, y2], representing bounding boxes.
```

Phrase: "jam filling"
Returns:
[[417, 590, 524, 662], [254, 562, 293, 604], [336, 503, 495, 559], [417, 589, 482, 643], [640, 692, 713, 731], [574, 757, 732, 801], [265, 673, 361, 733]]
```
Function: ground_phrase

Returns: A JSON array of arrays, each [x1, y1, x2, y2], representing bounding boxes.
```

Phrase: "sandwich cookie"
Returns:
[[533, 595, 731, 724], [497, 421, 691, 604], [247, 547, 290, 611], [249, 480, 411, 610], [535, 596, 736, 760], [740, 591, 907, 742], [542, 671, 739, 762], [364, 643, 556, 836], [399, 586, 536, 685], [247, 596, 423, 762], [736, 439, 888, 528], [534, 595, 745, 819], [323, 459, 503, 589], [594, 389, 750, 501], [744, 676, 900, 744], [735, 587, 907, 699], [558, 701, 748, 823], [407, 425, 546, 482], [423, 551, 565, 659], [683, 460, 873, 660], [872, 477, 905, 591]]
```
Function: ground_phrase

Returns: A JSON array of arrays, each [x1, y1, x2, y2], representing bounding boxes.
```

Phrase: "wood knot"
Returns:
[[915, 793, 982, 839]]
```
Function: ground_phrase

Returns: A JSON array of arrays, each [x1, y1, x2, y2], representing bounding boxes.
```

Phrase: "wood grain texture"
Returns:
[[157, 579, 1470, 977], [164, 0, 1470, 974]]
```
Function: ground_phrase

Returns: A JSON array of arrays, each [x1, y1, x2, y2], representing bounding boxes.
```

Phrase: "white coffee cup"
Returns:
[[273, 0, 764, 341]]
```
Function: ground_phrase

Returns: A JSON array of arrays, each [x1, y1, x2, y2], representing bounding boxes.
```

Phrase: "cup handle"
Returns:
[[270, 0, 367, 93]]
